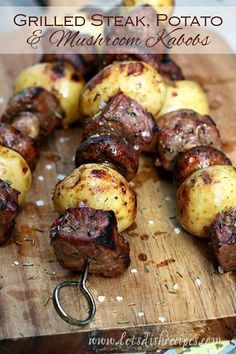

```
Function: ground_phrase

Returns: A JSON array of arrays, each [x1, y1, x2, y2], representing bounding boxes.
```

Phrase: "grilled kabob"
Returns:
[[0, 57, 89, 244], [50, 92, 159, 277], [154, 108, 235, 271]]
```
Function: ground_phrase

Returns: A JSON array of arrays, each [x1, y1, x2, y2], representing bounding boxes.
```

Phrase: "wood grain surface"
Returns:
[[0, 53, 235, 354]]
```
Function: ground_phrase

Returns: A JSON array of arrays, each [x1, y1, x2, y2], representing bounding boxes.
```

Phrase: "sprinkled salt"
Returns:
[[218, 266, 224, 274], [174, 227, 181, 234], [148, 220, 154, 225], [131, 268, 138, 273], [56, 174, 66, 181], [0, 97, 4, 104], [140, 131, 150, 137], [97, 296, 106, 303], [38, 176, 44, 181], [59, 137, 70, 144], [137, 311, 145, 317], [115, 296, 123, 302], [36, 200, 44, 207], [158, 316, 166, 323], [45, 164, 53, 170], [11, 261, 19, 267], [165, 196, 171, 201], [99, 102, 107, 109], [133, 145, 140, 151], [195, 278, 201, 286], [173, 283, 179, 290]]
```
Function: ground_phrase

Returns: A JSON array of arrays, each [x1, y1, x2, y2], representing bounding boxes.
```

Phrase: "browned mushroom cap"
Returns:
[[75, 134, 139, 181], [155, 109, 221, 171], [174, 145, 232, 187], [1, 86, 64, 136]]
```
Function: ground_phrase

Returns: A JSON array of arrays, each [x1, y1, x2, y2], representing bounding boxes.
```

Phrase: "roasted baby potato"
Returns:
[[52, 163, 137, 232], [177, 165, 236, 238], [158, 80, 209, 118], [0, 146, 32, 204], [80, 61, 167, 118], [122, 0, 174, 16], [14, 62, 85, 128]]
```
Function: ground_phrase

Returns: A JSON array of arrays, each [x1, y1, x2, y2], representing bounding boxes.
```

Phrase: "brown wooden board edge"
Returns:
[[0, 316, 235, 354]]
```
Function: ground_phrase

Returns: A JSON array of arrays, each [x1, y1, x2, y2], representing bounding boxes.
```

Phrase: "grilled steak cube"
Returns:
[[210, 209, 236, 272], [50, 206, 130, 277], [83, 92, 158, 152]]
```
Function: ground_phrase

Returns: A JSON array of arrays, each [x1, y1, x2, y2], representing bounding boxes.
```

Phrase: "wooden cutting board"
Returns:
[[0, 53, 235, 354]]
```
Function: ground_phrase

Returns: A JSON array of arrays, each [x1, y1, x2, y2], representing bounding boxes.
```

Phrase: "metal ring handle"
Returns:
[[53, 260, 96, 326]]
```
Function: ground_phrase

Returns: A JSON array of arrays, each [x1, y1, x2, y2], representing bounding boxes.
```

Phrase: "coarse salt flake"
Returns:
[[36, 200, 44, 207], [174, 227, 181, 234], [195, 278, 201, 286], [133, 145, 140, 151], [38, 176, 44, 181], [45, 164, 53, 170], [11, 261, 19, 267], [115, 296, 123, 302], [148, 220, 154, 225], [97, 296, 106, 303], [137, 311, 145, 317], [56, 174, 66, 181], [173, 283, 179, 290], [59, 137, 70, 143], [158, 316, 166, 323], [165, 196, 171, 201], [218, 266, 224, 274], [131, 268, 138, 273]]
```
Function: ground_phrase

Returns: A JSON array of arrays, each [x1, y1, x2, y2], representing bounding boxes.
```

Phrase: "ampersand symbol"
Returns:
[[27, 29, 45, 49]]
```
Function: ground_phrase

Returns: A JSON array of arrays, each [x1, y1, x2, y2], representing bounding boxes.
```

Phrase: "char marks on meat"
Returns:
[[83, 92, 158, 152], [50, 206, 130, 277]]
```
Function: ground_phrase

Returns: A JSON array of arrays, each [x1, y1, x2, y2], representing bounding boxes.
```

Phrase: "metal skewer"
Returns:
[[53, 259, 96, 326]]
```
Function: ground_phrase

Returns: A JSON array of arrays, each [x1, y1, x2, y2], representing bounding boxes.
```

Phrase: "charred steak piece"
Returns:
[[50, 206, 130, 277], [1, 87, 64, 136], [83, 92, 158, 152], [0, 123, 39, 170], [155, 109, 221, 171], [75, 134, 139, 181], [210, 208, 236, 272], [174, 146, 232, 187], [0, 180, 19, 244]]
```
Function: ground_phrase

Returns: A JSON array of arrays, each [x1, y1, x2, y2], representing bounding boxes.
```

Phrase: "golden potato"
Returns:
[[157, 80, 209, 118], [0, 146, 32, 204], [122, 0, 174, 16], [52, 164, 137, 232], [14, 62, 85, 128], [177, 165, 236, 238], [80, 61, 167, 118]]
